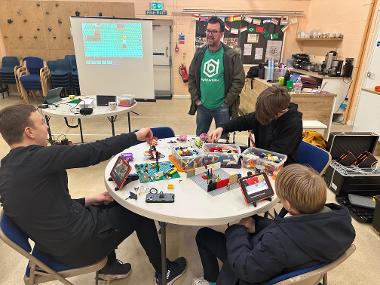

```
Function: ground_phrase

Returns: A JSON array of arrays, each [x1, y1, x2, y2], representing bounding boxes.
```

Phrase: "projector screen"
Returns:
[[70, 17, 154, 100]]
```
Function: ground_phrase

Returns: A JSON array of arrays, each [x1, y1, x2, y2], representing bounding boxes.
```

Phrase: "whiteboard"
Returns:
[[70, 17, 154, 100]]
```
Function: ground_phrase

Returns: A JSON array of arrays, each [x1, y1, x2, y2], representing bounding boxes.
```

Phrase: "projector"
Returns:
[[78, 98, 95, 108]]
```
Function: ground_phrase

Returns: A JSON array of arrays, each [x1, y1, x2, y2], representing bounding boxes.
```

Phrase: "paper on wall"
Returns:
[[255, 48, 263, 60], [230, 28, 239, 35], [243, 44, 252, 56], [247, 34, 259, 43]]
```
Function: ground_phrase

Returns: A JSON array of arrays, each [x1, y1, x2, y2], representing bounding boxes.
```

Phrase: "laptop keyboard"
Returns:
[[337, 196, 374, 224]]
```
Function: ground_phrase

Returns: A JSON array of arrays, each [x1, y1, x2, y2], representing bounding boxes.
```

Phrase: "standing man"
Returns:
[[188, 16, 245, 136]]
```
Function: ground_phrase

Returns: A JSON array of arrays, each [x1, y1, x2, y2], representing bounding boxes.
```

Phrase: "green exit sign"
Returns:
[[150, 2, 163, 11]]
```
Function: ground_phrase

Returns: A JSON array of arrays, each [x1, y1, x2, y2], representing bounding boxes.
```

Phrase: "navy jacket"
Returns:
[[221, 103, 302, 164], [218, 204, 355, 285]]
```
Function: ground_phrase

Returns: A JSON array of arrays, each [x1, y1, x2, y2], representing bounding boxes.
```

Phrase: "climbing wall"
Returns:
[[0, 0, 135, 60]]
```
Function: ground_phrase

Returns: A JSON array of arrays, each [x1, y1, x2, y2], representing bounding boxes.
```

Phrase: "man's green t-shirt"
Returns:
[[200, 47, 225, 109]]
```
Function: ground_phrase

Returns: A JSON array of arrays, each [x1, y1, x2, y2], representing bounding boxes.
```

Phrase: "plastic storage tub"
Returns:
[[171, 145, 204, 170], [242, 147, 287, 176], [203, 143, 241, 168]]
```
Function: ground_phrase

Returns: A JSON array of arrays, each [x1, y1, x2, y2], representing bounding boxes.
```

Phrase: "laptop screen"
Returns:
[[45, 87, 63, 104]]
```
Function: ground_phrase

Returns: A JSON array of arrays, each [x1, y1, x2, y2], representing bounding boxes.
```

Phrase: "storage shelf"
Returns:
[[296, 38, 343, 42]]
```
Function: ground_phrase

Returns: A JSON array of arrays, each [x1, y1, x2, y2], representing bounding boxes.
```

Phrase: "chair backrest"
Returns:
[[270, 244, 356, 285], [23, 57, 44, 74], [295, 140, 332, 174], [64, 55, 77, 71], [152, 127, 175, 139], [0, 209, 107, 284], [47, 60, 60, 72], [2, 56, 20, 68], [0, 210, 32, 253]]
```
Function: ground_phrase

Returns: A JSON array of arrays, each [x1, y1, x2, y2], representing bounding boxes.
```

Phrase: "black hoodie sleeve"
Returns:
[[225, 225, 286, 283], [29, 132, 138, 174], [222, 112, 258, 134], [269, 115, 303, 156]]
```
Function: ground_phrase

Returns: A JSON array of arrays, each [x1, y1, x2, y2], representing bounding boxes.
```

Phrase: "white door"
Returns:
[[152, 25, 172, 98], [353, 11, 380, 136]]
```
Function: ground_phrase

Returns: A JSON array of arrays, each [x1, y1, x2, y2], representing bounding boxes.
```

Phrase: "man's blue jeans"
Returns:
[[196, 104, 230, 136]]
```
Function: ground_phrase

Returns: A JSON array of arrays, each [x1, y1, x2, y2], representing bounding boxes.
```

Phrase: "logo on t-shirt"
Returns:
[[203, 59, 220, 78]]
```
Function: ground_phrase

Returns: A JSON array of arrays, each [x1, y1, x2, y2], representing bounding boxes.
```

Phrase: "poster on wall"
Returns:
[[265, 40, 282, 62], [255, 48, 263, 60], [224, 37, 239, 49], [247, 34, 259, 43], [243, 44, 252, 56]]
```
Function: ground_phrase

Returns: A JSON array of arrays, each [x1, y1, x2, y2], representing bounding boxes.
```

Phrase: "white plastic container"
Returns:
[[242, 147, 287, 176], [203, 143, 241, 168], [171, 145, 204, 170]]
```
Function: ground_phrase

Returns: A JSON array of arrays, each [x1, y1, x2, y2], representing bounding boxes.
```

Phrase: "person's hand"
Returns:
[[135, 128, 153, 142], [238, 217, 256, 234], [208, 127, 223, 142], [85, 191, 114, 206], [195, 99, 202, 106]]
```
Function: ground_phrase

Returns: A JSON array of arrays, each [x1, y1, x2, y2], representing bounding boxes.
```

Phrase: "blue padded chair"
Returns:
[[65, 55, 80, 95], [295, 140, 332, 174], [0, 56, 19, 84], [47, 59, 71, 93], [23, 57, 44, 75], [151, 127, 175, 139], [0, 209, 107, 285], [16, 57, 50, 102], [266, 244, 355, 285]]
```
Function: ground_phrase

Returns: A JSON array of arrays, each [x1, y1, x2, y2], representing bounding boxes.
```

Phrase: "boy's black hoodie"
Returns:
[[222, 103, 303, 164]]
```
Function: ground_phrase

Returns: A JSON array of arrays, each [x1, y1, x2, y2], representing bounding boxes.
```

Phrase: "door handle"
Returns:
[[153, 52, 164, 56]]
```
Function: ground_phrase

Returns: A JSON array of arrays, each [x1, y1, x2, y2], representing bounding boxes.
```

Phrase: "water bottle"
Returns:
[[294, 77, 303, 93]]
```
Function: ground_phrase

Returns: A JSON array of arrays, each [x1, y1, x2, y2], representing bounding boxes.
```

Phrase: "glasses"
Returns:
[[206, 29, 221, 35]]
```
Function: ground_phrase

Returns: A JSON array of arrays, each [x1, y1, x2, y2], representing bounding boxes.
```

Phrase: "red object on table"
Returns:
[[374, 86, 380, 92]]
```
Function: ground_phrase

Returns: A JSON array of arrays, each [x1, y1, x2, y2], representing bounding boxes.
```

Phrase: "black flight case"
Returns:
[[324, 132, 380, 223]]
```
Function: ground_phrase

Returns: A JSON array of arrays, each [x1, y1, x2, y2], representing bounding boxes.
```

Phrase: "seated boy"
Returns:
[[208, 86, 303, 164], [193, 164, 356, 285]]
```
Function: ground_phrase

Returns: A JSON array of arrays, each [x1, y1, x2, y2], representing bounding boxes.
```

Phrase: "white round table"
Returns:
[[104, 137, 279, 285], [41, 96, 137, 143]]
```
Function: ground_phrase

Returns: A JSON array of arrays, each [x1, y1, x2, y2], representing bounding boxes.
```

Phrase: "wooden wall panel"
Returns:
[[0, 0, 135, 60]]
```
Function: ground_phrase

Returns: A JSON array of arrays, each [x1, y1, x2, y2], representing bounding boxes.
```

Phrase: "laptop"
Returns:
[[45, 87, 63, 105]]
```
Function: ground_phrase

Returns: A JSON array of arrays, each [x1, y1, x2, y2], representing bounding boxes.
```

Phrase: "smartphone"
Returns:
[[146, 192, 175, 203]]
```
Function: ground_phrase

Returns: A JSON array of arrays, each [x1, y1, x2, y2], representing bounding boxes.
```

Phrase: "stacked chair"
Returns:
[[0, 56, 20, 85], [46, 55, 80, 95], [0, 56, 20, 99], [65, 55, 80, 95], [47, 59, 71, 95], [15, 56, 50, 103]]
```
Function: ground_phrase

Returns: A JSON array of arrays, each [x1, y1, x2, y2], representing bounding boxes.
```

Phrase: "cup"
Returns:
[[108, 102, 117, 110]]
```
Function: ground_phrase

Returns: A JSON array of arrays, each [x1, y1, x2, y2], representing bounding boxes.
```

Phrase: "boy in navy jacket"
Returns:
[[193, 164, 356, 285]]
